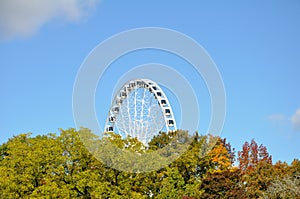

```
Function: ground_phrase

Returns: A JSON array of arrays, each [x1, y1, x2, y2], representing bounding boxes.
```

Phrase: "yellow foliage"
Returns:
[[208, 139, 232, 173]]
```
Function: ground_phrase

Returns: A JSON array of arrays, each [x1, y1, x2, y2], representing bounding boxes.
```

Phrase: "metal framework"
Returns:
[[105, 79, 177, 144]]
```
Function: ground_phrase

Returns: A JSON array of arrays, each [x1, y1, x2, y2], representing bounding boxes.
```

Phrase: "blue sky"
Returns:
[[0, 0, 300, 163]]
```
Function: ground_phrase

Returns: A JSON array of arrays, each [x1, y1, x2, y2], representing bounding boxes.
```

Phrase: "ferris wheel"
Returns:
[[105, 79, 177, 144]]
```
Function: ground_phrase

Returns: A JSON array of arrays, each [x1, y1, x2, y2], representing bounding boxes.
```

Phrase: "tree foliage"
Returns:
[[261, 172, 300, 199], [238, 139, 272, 173], [199, 168, 246, 199], [0, 129, 298, 198]]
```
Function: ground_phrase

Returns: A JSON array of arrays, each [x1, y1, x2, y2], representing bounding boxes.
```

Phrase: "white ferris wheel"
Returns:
[[105, 79, 177, 144]]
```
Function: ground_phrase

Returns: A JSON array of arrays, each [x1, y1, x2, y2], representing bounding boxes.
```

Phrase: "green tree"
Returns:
[[0, 129, 120, 198]]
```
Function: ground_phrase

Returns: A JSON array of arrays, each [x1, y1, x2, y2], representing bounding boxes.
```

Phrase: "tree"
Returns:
[[199, 168, 246, 199], [0, 133, 66, 198], [238, 139, 272, 173], [156, 167, 186, 199], [0, 129, 119, 198], [221, 138, 236, 164], [289, 159, 300, 176], [261, 173, 300, 199], [207, 138, 233, 173], [2, 128, 296, 198], [238, 139, 273, 198]]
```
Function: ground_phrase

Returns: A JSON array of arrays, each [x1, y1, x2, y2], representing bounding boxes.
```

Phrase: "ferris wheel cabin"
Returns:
[[160, 99, 167, 106], [164, 108, 171, 116], [106, 126, 114, 132], [109, 116, 116, 123], [167, 119, 174, 127], [112, 106, 119, 113], [120, 91, 127, 99]]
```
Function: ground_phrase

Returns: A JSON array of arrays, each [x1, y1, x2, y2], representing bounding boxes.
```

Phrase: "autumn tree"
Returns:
[[207, 138, 233, 173], [289, 159, 300, 176], [199, 168, 246, 199], [238, 139, 272, 173], [238, 139, 273, 198], [261, 173, 300, 199]]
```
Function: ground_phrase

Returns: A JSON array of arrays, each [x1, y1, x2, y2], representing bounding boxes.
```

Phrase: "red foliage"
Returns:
[[238, 139, 272, 173]]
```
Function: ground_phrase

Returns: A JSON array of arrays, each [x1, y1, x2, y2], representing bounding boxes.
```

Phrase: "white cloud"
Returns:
[[268, 108, 300, 132], [0, 0, 98, 40], [267, 114, 287, 122], [291, 109, 300, 132]]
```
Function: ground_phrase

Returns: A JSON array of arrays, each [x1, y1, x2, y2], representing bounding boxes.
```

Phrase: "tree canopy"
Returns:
[[0, 128, 299, 198]]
